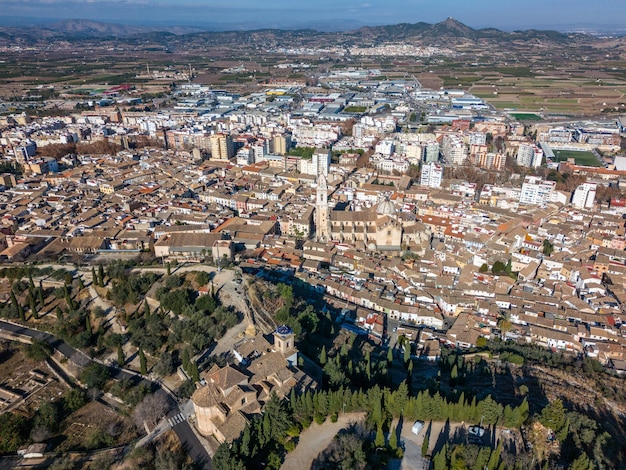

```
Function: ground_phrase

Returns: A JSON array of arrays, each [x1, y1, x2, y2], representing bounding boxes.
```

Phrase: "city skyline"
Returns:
[[2, 0, 626, 32]]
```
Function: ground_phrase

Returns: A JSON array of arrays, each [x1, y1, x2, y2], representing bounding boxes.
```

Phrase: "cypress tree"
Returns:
[[143, 301, 150, 318], [117, 345, 125, 366], [29, 293, 38, 320], [78, 277, 85, 290], [28, 275, 35, 293], [91, 267, 97, 285], [319, 345, 327, 366], [190, 361, 200, 382], [389, 422, 399, 453], [166, 262, 171, 276], [387, 347, 393, 364], [38, 287, 45, 308], [374, 423, 385, 448], [98, 264, 105, 286], [139, 348, 147, 375], [55, 306, 64, 321], [182, 348, 191, 373], [422, 427, 430, 457], [85, 315, 92, 336]]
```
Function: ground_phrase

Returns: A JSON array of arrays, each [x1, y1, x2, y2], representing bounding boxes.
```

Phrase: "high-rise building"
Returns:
[[519, 176, 556, 205], [210, 133, 234, 160], [272, 134, 291, 155], [420, 162, 443, 188], [441, 135, 467, 165], [516, 143, 543, 168], [299, 148, 331, 176], [572, 182, 596, 209], [424, 142, 440, 163]]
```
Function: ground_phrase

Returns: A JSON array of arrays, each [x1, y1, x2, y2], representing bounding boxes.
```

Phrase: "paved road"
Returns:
[[0, 320, 212, 469]]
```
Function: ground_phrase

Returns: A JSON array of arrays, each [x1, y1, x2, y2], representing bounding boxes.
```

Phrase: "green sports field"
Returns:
[[551, 149, 602, 167]]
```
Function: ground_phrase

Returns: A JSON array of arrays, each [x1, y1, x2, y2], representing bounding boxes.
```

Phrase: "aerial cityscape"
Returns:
[[1, 4, 626, 470]]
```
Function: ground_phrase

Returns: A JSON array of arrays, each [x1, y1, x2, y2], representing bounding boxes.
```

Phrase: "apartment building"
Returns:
[[420, 162, 443, 188], [519, 176, 556, 206], [516, 143, 543, 168]]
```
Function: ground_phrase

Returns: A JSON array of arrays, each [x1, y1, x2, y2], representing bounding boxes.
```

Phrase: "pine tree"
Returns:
[[117, 345, 125, 366], [78, 276, 85, 290], [139, 348, 147, 375]]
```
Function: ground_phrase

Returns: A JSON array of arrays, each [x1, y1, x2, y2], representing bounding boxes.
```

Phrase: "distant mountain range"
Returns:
[[0, 16, 610, 45]]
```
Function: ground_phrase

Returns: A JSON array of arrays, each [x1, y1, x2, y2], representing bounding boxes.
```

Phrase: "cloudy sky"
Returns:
[[2, 0, 626, 31]]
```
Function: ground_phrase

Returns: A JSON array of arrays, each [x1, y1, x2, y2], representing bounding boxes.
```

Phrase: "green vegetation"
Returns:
[[343, 106, 367, 113], [510, 113, 543, 121], [287, 147, 316, 158], [214, 384, 529, 470]]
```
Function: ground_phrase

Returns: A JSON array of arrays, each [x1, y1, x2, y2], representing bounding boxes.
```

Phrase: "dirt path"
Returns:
[[281, 412, 366, 470]]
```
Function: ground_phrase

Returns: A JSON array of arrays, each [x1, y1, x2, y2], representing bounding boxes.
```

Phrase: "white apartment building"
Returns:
[[516, 143, 543, 168], [375, 139, 395, 156], [572, 182, 597, 209], [467, 132, 487, 146], [299, 148, 331, 176], [441, 134, 467, 165], [420, 162, 443, 188], [519, 176, 556, 206]]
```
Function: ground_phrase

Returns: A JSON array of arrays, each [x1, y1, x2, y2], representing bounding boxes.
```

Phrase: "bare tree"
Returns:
[[132, 392, 171, 432]]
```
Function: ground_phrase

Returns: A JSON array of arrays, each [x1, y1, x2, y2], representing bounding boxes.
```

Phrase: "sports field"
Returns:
[[551, 150, 602, 167]]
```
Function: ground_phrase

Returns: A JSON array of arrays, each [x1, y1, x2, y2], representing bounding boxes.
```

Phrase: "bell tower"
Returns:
[[315, 171, 330, 242]]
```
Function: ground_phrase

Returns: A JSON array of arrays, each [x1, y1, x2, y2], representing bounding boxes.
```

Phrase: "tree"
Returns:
[[422, 426, 430, 457], [64, 388, 87, 413], [132, 392, 170, 431], [374, 423, 385, 448], [479, 263, 489, 273], [81, 363, 110, 389], [139, 348, 148, 375], [492, 261, 506, 274], [29, 293, 38, 319], [117, 345, 125, 367], [0, 413, 30, 453], [23, 339, 52, 361], [569, 453, 594, 470], [319, 345, 327, 366], [540, 398, 567, 434], [91, 267, 97, 285], [543, 239, 554, 256], [155, 351, 175, 376], [166, 262, 171, 276], [85, 315, 92, 337], [98, 264, 105, 287]]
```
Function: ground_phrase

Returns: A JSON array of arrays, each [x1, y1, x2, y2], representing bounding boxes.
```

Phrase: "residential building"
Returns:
[[420, 162, 443, 188]]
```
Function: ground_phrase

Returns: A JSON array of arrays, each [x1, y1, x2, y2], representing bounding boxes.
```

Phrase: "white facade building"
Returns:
[[516, 143, 543, 168], [420, 162, 443, 188], [572, 182, 597, 209], [519, 176, 556, 206]]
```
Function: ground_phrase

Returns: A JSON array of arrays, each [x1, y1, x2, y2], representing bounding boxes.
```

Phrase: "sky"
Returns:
[[2, 0, 626, 31]]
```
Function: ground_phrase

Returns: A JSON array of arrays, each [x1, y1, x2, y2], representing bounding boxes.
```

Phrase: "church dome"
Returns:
[[376, 197, 396, 216]]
